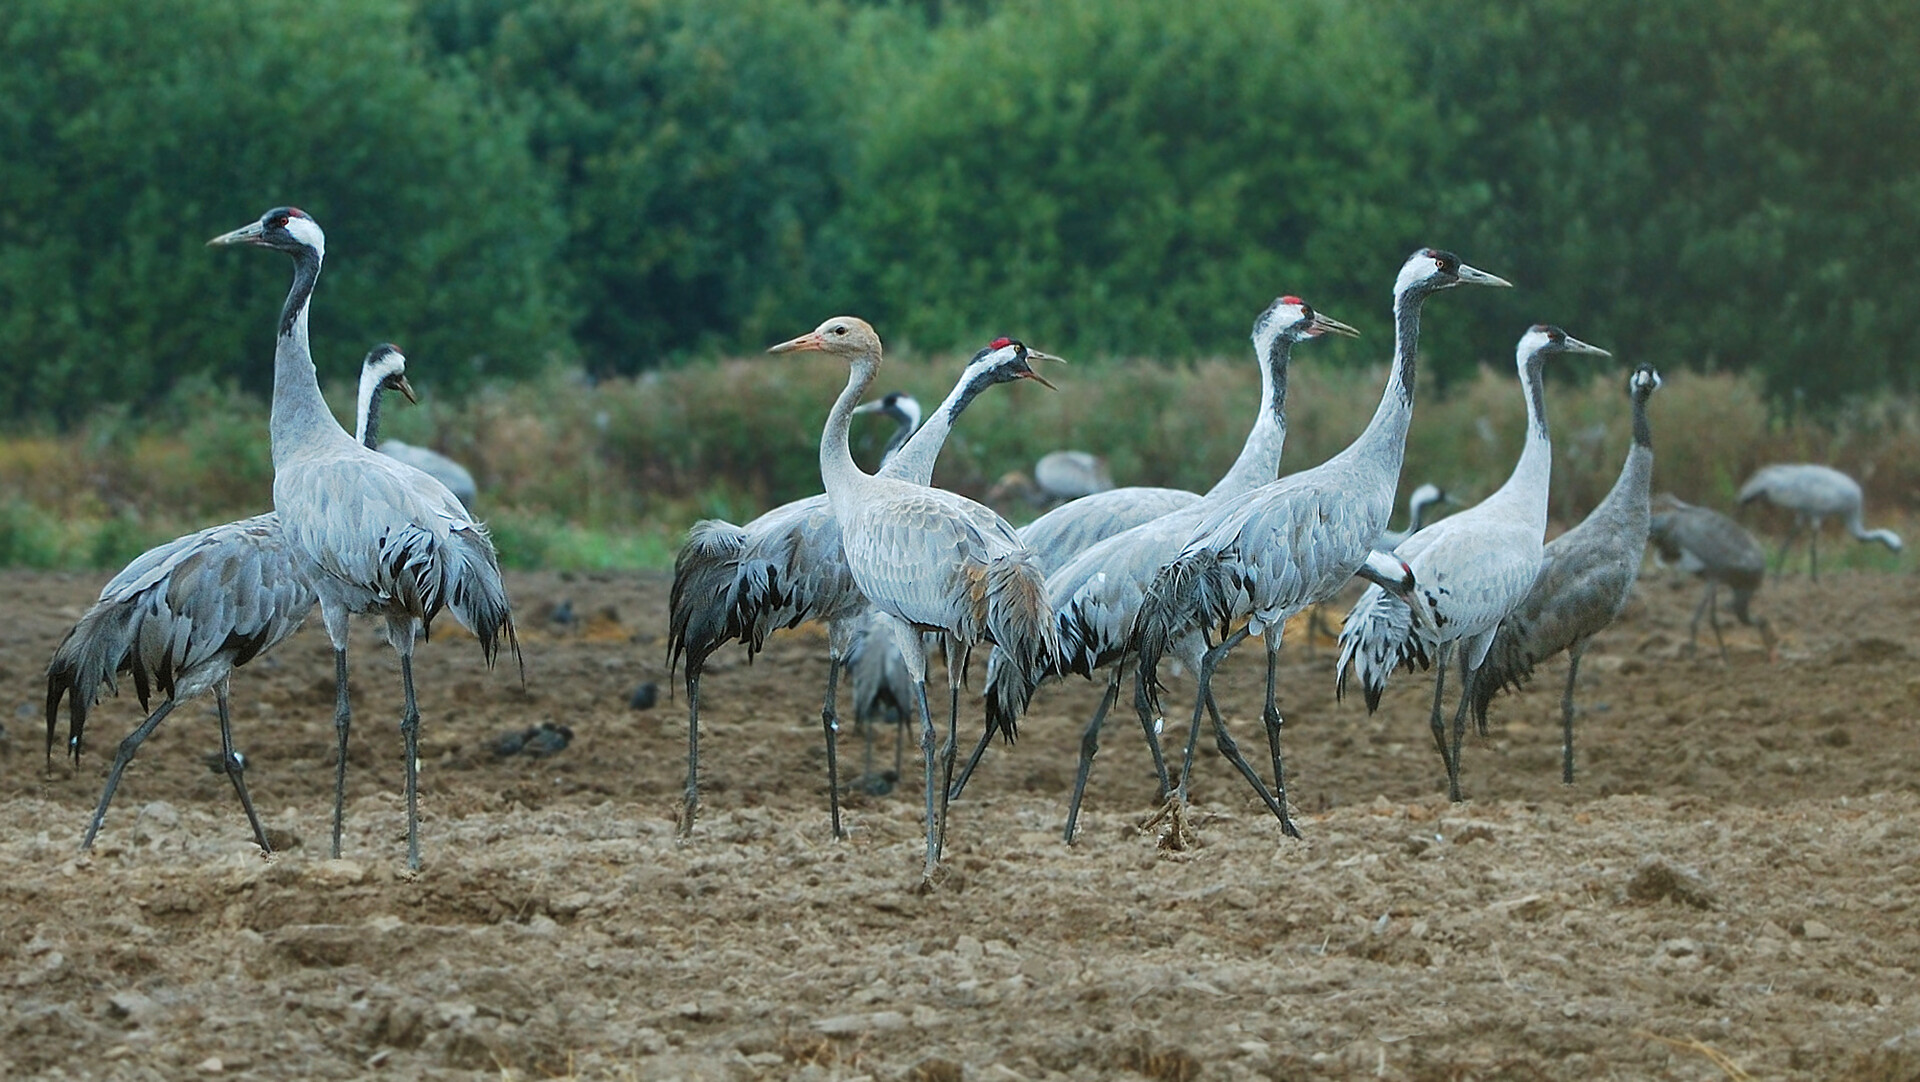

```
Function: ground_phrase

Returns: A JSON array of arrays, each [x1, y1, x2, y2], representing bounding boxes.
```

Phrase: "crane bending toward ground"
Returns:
[[953, 296, 1359, 837], [1736, 463, 1902, 580], [1649, 495, 1778, 660], [1337, 325, 1612, 802], [209, 207, 520, 871], [47, 346, 417, 850], [1127, 251, 1510, 835], [1468, 363, 1662, 784], [768, 316, 1060, 885], [669, 342, 1056, 838]]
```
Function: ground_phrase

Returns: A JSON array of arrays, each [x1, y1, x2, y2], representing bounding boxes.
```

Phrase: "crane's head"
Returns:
[[852, 390, 923, 431], [965, 336, 1061, 391], [362, 343, 418, 404], [1251, 295, 1362, 356], [1518, 324, 1610, 365], [1629, 363, 1662, 400], [1395, 248, 1512, 299], [1408, 482, 1448, 510], [768, 316, 883, 361], [207, 206, 326, 260]]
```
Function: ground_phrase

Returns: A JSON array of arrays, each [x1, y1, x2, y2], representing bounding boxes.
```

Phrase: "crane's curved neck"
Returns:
[[876, 410, 918, 467], [1206, 333, 1292, 499], [269, 249, 350, 465], [1594, 391, 1654, 523], [1491, 350, 1553, 529], [882, 368, 988, 485], [821, 353, 881, 506], [357, 377, 384, 449], [1343, 284, 1427, 473]]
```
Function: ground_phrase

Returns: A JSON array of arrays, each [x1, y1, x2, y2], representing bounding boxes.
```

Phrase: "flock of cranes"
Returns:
[[37, 213, 1907, 884]]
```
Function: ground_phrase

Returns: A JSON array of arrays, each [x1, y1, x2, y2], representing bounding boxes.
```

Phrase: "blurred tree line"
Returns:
[[3, 0, 1915, 423]]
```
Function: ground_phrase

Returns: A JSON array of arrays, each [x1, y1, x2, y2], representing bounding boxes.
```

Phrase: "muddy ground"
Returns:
[[2, 564, 1919, 1081]]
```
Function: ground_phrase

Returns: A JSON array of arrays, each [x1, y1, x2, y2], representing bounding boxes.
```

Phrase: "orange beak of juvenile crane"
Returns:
[[1308, 313, 1362, 339], [767, 330, 827, 354], [1021, 348, 1065, 390]]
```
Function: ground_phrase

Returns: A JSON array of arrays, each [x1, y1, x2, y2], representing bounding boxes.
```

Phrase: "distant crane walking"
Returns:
[[1127, 252, 1510, 835], [768, 316, 1060, 885], [1338, 325, 1612, 802], [210, 207, 520, 870], [1468, 364, 1663, 784], [1737, 463, 1902, 580], [1649, 495, 1778, 660], [46, 345, 417, 850], [669, 342, 1055, 838]]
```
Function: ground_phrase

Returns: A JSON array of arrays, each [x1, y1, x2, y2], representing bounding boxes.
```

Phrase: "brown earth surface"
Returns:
[[3, 565, 1920, 1081]]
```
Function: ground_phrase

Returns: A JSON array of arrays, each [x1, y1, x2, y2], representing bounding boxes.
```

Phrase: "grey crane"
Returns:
[[1337, 325, 1611, 803], [668, 342, 1054, 838], [1649, 494, 1778, 660], [1035, 450, 1114, 500], [209, 207, 520, 870], [1468, 363, 1663, 784], [46, 345, 417, 851], [1737, 463, 1902, 580], [768, 316, 1061, 885], [954, 296, 1359, 838], [1128, 251, 1510, 835]]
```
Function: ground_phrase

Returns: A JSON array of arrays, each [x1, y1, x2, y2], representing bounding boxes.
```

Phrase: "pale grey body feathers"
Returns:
[[1649, 496, 1776, 658], [1738, 462, 1902, 578]]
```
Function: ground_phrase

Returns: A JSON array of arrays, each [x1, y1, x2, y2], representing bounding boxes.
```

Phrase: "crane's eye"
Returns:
[[831, 325, 847, 335]]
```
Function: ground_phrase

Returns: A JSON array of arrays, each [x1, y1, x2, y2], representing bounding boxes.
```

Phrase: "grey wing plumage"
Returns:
[[732, 495, 864, 654], [668, 517, 748, 678], [379, 440, 478, 510], [45, 513, 316, 760], [846, 611, 915, 729], [1017, 487, 1200, 574], [1335, 581, 1427, 714]]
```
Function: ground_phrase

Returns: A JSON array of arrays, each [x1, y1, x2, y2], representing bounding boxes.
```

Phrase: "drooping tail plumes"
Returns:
[[44, 606, 141, 764], [977, 553, 1061, 744], [1129, 548, 1232, 717], [668, 518, 748, 681], [444, 524, 523, 682], [1335, 583, 1432, 713]]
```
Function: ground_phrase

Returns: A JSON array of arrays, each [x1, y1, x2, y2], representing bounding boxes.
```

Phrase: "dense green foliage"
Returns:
[[2, 0, 1916, 419]]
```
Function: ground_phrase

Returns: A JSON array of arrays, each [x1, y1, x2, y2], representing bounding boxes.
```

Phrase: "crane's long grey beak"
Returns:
[[207, 221, 265, 248], [851, 399, 884, 415], [1025, 349, 1067, 365], [395, 375, 419, 405], [1456, 263, 1513, 288], [767, 331, 825, 354], [1563, 335, 1611, 357], [1309, 313, 1362, 338]]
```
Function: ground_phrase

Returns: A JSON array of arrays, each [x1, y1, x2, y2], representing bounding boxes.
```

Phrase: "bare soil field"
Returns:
[[3, 564, 1919, 1081]]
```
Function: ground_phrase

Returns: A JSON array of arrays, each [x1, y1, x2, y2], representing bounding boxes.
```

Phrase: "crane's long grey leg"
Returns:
[[820, 651, 846, 841], [1426, 642, 1453, 789], [399, 651, 423, 871], [1560, 644, 1584, 785], [1707, 583, 1728, 660], [1258, 626, 1288, 803], [1686, 585, 1712, 658], [950, 724, 994, 802], [1063, 662, 1126, 844], [81, 699, 176, 850], [1808, 520, 1820, 582], [1132, 651, 1174, 803], [1447, 651, 1475, 803], [936, 638, 968, 856], [678, 660, 703, 837], [330, 647, 351, 859], [215, 679, 272, 853], [1771, 522, 1801, 578], [876, 616, 939, 886], [1200, 669, 1297, 836], [1176, 628, 1248, 801]]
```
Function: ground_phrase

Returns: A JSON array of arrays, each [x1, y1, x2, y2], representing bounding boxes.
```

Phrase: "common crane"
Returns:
[[1129, 251, 1510, 835], [1469, 364, 1662, 784], [768, 317, 1060, 885], [1737, 463, 1902, 580], [1649, 495, 1778, 660], [1336, 325, 1611, 803], [209, 207, 520, 870]]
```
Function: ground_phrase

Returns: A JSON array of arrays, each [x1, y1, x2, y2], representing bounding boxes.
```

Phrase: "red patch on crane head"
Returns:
[[989, 337, 1013, 350], [1279, 296, 1304, 307]]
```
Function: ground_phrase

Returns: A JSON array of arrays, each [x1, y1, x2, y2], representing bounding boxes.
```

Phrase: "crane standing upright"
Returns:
[[768, 316, 1060, 885], [1337, 325, 1613, 802], [209, 207, 519, 870], [1469, 364, 1663, 784]]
